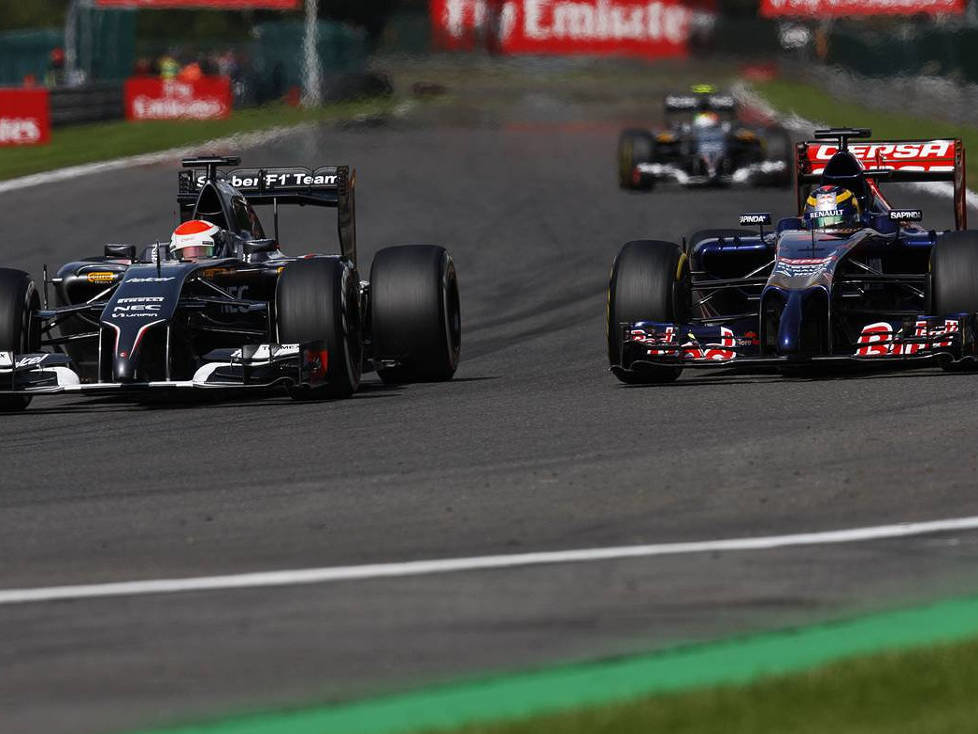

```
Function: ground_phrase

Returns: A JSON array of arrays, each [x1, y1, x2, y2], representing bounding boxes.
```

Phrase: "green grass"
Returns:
[[0, 99, 397, 181], [440, 636, 978, 734], [754, 78, 978, 189]]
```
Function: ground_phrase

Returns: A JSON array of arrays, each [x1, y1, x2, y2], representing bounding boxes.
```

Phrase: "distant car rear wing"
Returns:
[[664, 93, 737, 115], [177, 163, 357, 264], [795, 138, 967, 230]]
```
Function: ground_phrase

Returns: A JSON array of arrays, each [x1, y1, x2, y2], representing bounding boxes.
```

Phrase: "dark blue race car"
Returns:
[[608, 127, 976, 383]]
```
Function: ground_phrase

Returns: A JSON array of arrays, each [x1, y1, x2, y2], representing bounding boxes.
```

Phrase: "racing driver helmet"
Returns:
[[693, 111, 719, 128], [170, 219, 221, 259], [803, 185, 861, 233]]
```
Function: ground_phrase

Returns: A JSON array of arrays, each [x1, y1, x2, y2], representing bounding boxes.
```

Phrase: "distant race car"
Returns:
[[608, 127, 976, 383], [617, 86, 792, 190], [0, 156, 461, 410]]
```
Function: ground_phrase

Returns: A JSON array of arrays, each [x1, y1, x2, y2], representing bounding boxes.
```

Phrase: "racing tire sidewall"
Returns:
[[276, 258, 362, 399], [0, 268, 39, 411], [618, 129, 655, 191], [370, 245, 461, 384], [931, 231, 978, 372], [607, 240, 687, 384]]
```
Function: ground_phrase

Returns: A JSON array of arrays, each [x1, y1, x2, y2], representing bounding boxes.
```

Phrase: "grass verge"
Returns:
[[443, 636, 978, 734], [753, 78, 978, 189], [0, 98, 397, 182]]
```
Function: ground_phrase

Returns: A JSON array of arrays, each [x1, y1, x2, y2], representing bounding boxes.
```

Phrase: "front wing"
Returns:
[[614, 316, 974, 377], [0, 342, 330, 397], [634, 160, 787, 187]]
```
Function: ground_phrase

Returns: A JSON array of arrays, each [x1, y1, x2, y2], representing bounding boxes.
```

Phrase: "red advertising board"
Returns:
[[761, 0, 963, 16], [0, 89, 50, 146], [432, 0, 710, 59], [96, 0, 299, 8], [125, 77, 232, 121]]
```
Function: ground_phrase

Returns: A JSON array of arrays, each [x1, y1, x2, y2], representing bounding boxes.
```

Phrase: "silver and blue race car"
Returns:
[[617, 86, 792, 190], [0, 156, 461, 410]]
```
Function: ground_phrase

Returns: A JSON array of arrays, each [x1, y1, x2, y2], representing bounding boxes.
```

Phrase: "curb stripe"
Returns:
[[0, 123, 317, 196], [125, 594, 978, 734]]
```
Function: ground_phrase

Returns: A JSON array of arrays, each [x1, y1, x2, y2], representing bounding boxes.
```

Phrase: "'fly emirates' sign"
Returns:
[[0, 89, 50, 146], [432, 0, 712, 58], [125, 77, 231, 121]]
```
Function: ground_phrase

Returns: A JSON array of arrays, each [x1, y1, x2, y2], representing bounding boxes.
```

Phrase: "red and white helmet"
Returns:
[[170, 219, 221, 259]]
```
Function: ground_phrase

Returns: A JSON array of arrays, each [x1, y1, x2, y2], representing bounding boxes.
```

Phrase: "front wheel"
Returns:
[[0, 268, 40, 412], [618, 129, 655, 190], [276, 257, 362, 399], [370, 245, 461, 384], [931, 231, 978, 372], [607, 240, 688, 384]]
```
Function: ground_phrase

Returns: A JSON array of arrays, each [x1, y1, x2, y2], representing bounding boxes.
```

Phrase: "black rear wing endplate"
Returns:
[[178, 163, 357, 265]]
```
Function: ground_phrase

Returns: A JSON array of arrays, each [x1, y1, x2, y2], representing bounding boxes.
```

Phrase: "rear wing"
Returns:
[[177, 161, 357, 264], [664, 93, 736, 115], [795, 136, 967, 230]]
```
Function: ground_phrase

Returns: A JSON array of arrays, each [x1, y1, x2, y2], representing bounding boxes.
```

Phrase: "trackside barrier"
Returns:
[[50, 83, 124, 126]]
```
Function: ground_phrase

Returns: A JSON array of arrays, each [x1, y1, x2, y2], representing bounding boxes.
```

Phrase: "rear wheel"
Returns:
[[618, 129, 655, 190], [762, 125, 793, 188], [276, 258, 362, 399], [370, 245, 461, 384], [0, 268, 40, 411], [607, 240, 688, 384], [931, 231, 978, 371]]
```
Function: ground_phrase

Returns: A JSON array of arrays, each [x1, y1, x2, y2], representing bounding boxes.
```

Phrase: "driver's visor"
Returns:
[[175, 245, 214, 259]]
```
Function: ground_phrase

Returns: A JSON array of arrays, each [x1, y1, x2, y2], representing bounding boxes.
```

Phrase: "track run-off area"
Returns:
[[4, 66, 978, 733]]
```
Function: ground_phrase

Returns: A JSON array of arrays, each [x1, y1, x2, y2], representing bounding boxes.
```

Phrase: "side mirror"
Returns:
[[104, 244, 136, 260], [243, 239, 278, 256]]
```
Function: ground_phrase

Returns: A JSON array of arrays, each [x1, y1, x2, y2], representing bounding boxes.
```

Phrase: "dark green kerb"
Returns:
[[127, 594, 978, 734]]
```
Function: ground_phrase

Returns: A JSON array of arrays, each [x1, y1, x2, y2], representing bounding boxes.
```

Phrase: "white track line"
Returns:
[[3, 516, 978, 606], [0, 123, 318, 195]]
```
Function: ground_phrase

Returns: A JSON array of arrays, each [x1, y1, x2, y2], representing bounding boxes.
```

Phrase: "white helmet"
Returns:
[[170, 219, 221, 259], [693, 111, 719, 128]]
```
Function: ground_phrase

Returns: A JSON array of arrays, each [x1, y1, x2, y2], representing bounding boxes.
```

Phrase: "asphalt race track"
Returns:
[[4, 98, 978, 734]]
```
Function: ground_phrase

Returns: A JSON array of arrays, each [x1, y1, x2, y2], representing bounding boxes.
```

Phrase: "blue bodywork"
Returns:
[[618, 216, 968, 373]]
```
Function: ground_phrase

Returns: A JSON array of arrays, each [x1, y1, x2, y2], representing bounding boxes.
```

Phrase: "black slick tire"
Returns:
[[931, 231, 978, 371], [276, 257, 362, 399], [607, 240, 687, 384], [762, 125, 793, 188], [370, 245, 460, 384], [618, 129, 655, 190], [0, 268, 39, 411]]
